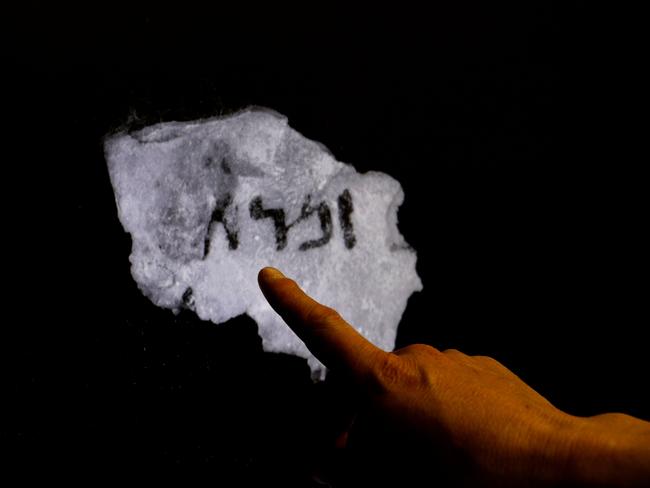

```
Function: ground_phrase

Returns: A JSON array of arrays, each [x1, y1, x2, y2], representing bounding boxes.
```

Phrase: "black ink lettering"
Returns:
[[204, 193, 239, 258], [337, 189, 356, 249], [220, 157, 232, 174], [296, 196, 333, 251], [250, 192, 354, 251], [249, 196, 289, 250], [182, 287, 195, 308]]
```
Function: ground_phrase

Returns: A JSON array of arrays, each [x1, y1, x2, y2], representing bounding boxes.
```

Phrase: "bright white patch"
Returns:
[[105, 108, 422, 378]]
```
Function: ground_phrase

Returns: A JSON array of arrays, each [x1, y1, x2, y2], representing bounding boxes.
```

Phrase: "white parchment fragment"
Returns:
[[105, 108, 422, 378]]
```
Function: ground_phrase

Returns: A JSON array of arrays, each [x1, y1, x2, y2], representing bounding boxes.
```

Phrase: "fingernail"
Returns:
[[260, 267, 285, 281]]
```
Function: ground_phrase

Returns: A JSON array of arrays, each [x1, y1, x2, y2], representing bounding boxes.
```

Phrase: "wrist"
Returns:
[[487, 408, 616, 486], [538, 412, 650, 487], [518, 409, 586, 485], [473, 407, 583, 486]]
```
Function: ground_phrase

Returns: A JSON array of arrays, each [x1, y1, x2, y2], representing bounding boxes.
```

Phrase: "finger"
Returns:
[[258, 267, 386, 381]]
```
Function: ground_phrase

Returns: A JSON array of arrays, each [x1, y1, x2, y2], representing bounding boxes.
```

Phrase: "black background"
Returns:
[[8, 4, 648, 485]]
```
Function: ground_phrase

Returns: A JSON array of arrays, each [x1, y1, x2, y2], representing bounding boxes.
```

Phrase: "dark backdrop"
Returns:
[[8, 4, 647, 485]]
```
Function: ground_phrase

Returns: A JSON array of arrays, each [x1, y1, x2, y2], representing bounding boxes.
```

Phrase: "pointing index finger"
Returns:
[[257, 267, 386, 381]]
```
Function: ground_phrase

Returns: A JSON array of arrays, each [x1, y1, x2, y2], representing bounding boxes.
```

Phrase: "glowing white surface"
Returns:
[[105, 108, 422, 378]]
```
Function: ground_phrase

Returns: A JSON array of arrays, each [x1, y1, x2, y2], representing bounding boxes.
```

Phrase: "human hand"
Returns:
[[257, 267, 650, 487]]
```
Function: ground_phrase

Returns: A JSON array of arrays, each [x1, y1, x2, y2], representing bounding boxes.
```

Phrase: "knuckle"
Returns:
[[474, 355, 506, 368], [411, 344, 440, 356], [369, 353, 417, 393], [442, 348, 463, 356], [442, 349, 468, 362], [473, 354, 496, 363], [395, 344, 440, 356], [319, 305, 343, 322], [305, 303, 341, 326]]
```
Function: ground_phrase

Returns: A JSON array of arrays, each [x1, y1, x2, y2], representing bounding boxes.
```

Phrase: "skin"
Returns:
[[257, 267, 650, 487]]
